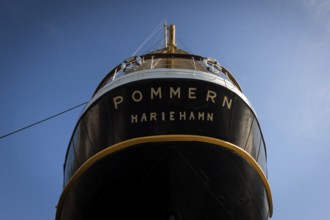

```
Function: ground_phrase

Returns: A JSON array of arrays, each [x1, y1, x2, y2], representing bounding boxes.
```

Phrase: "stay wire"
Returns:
[[142, 37, 164, 54], [131, 20, 164, 56], [177, 37, 193, 54], [0, 101, 88, 140]]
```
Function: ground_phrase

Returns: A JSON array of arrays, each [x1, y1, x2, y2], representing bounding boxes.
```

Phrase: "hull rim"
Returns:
[[85, 69, 254, 115], [56, 134, 273, 219]]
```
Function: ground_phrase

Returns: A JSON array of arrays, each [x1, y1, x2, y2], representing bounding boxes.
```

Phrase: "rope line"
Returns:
[[131, 20, 164, 56], [0, 101, 88, 140], [177, 37, 193, 54], [142, 37, 164, 54]]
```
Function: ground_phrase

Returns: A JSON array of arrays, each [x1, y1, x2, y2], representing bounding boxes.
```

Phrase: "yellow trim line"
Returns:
[[56, 134, 273, 219]]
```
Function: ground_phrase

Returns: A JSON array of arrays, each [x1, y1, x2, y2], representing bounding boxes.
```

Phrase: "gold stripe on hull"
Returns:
[[56, 134, 273, 219]]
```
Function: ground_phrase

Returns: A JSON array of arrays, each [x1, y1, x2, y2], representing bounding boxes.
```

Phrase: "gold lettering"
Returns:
[[132, 90, 143, 102], [207, 113, 214, 121], [150, 112, 157, 121], [222, 96, 233, 110], [131, 114, 138, 124], [170, 87, 181, 99], [189, 111, 195, 120], [179, 111, 186, 120], [113, 96, 123, 110], [151, 87, 162, 99], [169, 111, 175, 121], [206, 90, 217, 103], [188, 87, 197, 99], [140, 113, 147, 122], [198, 112, 205, 120]]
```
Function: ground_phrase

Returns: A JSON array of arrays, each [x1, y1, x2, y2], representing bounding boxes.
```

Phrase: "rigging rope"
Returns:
[[0, 101, 88, 140], [177, 37, 193, 54], [0, 22, 195, 140], [142, 37, 164, 54], [131, 20, 164, 56]]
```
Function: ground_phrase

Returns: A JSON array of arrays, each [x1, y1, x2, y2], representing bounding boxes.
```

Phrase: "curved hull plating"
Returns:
[[57, 71, 272, 219]]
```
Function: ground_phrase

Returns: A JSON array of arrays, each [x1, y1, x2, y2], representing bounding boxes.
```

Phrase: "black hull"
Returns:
[[58, 137, 269, 219], [57, 75, 272, 219]]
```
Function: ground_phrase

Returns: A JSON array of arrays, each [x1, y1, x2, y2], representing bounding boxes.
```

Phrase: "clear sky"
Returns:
[[1, 0, 330, 219]]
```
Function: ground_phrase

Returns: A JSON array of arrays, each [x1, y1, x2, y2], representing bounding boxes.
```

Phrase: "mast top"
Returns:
[[164, 23, 177, 53]]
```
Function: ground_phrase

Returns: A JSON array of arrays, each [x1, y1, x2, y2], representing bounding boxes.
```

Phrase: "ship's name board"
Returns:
[[112, 86, 232, 124]]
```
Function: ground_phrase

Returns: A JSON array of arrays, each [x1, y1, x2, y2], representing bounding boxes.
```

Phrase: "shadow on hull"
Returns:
[[59, 141, 269, 219]]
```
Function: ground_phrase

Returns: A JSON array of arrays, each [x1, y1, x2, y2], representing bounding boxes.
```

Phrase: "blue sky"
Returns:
[[1, 0, 330, 219]]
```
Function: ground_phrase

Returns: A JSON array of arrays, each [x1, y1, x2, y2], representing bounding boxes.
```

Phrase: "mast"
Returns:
[[164, 23, 177, 53], [168, 24, 177, 53], [164, 20, 168, 48]]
